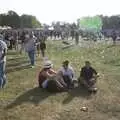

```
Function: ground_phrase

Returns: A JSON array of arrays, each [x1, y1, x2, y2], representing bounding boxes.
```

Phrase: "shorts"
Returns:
[[42, 80, 48, 88]]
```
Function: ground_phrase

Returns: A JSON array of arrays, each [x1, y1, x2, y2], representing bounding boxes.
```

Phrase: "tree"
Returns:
[[20, 15, 32, 28], [31, 16, 41, 28], [101, 15, 120, 30], [20, 14, 41, 28], [0, 11, 41, 28], [7, 10, 20, 28], [0, 14, 8, 26]]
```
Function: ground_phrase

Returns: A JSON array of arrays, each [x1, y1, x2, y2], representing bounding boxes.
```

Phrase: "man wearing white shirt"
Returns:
[[58, 60, 75, 88], [0, 34, 7, 88], [24, 34, 36, 68]]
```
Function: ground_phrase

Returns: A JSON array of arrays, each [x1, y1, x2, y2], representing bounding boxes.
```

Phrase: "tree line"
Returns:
[[101, 15, 120, 30], [0, 10, 41, 28], [52, 15, 120, 31], [0, 10, 120, 30]]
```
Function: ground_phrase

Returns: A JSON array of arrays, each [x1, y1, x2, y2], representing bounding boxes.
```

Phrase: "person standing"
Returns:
[[111, 31, 117, 45], [71, 30, 75, 40], [40, 40, 46, 57], [75, 30, 79, 45], [24, 34, 36, 68], [36, 35, 41, 57], [0, 34, 7, 88], [20, 31, 26, 54], [9, 34, 14, 50]]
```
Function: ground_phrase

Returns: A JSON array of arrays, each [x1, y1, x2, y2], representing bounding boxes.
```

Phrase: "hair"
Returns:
[[85, 61, 90, 64], [63, 60, 69, 66]]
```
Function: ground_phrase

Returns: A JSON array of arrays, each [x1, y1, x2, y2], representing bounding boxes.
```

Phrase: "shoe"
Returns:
[[31, 66, 35, 68], [88, 87, 98, 94]]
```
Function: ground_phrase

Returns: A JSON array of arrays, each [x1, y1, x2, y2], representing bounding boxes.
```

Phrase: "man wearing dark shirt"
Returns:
[[40, 40, 46, 57], [79, 61, 99, 92], [111, 31, 117, 45]]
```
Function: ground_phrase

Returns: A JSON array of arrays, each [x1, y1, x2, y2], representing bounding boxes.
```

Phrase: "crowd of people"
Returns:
[[1, 26, 120, 95], [0, 28, 99, 94], [0, 26, 119, 94], [0, 30, 48, 88]]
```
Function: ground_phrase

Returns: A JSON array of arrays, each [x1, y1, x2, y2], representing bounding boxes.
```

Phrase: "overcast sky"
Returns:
[[0, 0, 120, 24]]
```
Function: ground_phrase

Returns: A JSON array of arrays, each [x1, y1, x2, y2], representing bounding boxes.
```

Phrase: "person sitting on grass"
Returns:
[[78, 61, 99, 92], [38, 60, 67, 92], [57, 60, 76, 89]]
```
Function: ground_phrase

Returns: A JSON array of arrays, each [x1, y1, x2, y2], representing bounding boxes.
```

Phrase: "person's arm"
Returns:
[[80, 68, 84, 77], [70, 67, 76, 80], [56, 70, 67, 87], [49, 69, 57, 74], [92, 68, 99, 78], [45, 70, 56, 79], [2, 48, 7, 57], [92, 68, 97, 75], [1, 43, 7, 59]]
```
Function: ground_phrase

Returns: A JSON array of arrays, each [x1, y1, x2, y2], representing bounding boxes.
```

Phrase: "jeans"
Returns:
[[0, 61, 6, 88], [63, 75, 72, 88], [28, 50, 35, 66]]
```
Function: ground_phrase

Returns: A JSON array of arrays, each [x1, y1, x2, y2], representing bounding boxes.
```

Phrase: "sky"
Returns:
[[0, 0, 120, 25]]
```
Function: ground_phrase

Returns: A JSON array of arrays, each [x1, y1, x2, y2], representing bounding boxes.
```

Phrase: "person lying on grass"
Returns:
[[38, 60, 67, 92], [78, 61, 99, 92], [57, 60, 76, 89]]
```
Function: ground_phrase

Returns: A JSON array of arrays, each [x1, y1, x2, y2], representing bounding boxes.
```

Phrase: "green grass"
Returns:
[[0, 40, 120, 120]]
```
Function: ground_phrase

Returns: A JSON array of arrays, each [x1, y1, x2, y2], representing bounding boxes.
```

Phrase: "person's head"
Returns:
[[43, 60, 53, 69], [63, 60, 69, 69], [85, 61, 91, 68]]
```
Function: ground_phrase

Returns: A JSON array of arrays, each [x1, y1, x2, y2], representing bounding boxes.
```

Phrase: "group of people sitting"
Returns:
[[38, 60, 99, 93]]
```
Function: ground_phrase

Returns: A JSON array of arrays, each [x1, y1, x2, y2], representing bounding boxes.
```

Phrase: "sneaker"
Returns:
[[31, 66, 35, 68], [88, 87, 98, 94]]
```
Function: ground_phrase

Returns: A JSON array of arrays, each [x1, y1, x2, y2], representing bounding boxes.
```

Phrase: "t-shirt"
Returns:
[[24, 38, 35, 52], [80, 66, 97, 81], [0, 40, 7, 63], [58, 66, 75, 80]]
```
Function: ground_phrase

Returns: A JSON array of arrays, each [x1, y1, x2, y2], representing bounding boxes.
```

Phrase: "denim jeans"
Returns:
[[63, 75, 72, 88], [0, 61, 6, 88], [28, 50, 35, 66]]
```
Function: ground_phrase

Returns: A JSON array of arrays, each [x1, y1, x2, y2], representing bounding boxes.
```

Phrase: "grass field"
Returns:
[[0, 40, 120, 120]]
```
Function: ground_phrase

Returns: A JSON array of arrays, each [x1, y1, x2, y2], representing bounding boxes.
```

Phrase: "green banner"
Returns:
[[79, 16, 102, 31]]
